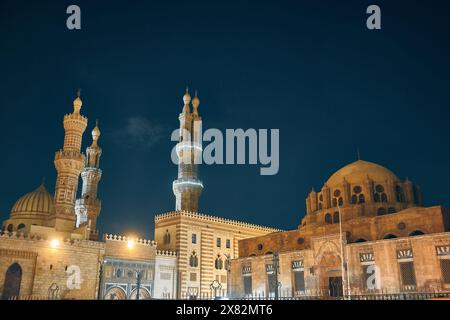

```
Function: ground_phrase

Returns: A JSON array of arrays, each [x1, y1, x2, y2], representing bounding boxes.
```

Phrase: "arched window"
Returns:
[[374, 193, 380, 202], [2, 263, 22, 299], [409, 230, 425, 237], [7, 224, 13, 232], [116, 268, 122, 278], [189, 251, 199, 267], [388, 207, 396, 214], [354, 238, 367, 243], [358, 194, 365, 203], [332, 198, 337, 207], [395, 185, 404, 202], [325, 213, 332, 224], [383, 234, 397, 239], [338, 197, 343, 206], [318, 203, 322, 210], [352, 186, 362, 204], [333, 212, 340, 223], [374, 185, 387, 203], [17, 224, 25, 231], [377, 207, 386, 216], [214, 256, 223, 270], [163, 230, 170, 245]]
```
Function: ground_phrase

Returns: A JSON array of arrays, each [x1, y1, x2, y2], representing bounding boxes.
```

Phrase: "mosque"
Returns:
[[229, 160, 450, 297], [0, 90, 449, 300]]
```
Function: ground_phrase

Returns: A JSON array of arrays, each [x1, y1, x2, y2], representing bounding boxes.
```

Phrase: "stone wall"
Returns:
[[0, 232, 104, 299], [230, 232, 450, 298]]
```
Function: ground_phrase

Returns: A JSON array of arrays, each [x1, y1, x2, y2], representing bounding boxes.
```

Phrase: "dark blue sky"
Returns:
[[1, 0, 449, 238]]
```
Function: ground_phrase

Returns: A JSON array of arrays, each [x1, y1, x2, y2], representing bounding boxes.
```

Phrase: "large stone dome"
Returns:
[[10, 184, 55, 219], [326, 160, 400, 187]]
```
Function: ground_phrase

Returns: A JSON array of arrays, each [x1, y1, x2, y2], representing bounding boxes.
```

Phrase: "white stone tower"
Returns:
[[172, 88, 203, 212], [49, 92, 88, 232], [75, 121, 102, 239]]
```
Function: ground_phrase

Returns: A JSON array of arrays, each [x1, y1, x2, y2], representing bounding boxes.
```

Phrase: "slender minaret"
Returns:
[[50, 91, 88, 232], [172, 88, 203, 212], [75, 121, 102, 239]]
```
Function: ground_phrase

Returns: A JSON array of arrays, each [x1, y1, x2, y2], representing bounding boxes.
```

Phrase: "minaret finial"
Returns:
[[41, 176, 46, 186], [77, 88, 81, 98], [182, 86, 192, 112], [192, 90, 200, 114], [357, 148, 361, 160]]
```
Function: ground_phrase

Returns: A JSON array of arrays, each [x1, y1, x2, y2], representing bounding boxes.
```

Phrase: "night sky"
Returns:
[[1, 0, 449, 239]]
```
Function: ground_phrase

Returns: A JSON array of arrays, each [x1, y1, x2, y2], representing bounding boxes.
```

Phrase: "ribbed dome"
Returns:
[[11, 184, 55, 218], [326, 160, 400, 187]]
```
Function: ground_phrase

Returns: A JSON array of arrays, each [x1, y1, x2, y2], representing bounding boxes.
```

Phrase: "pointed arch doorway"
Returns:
[[2, 263, 22, 300]]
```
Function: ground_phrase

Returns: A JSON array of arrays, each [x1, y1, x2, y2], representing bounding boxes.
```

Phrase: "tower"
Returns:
[[49, 92, 88, 232], [75, 121, 102, 240], [172, 89, 203, 212]]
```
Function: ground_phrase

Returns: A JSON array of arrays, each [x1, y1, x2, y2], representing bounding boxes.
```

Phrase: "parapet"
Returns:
[[155, 210, 283, 233]]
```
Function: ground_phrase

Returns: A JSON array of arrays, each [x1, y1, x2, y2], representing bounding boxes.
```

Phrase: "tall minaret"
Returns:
[[49, 92, 88, 232], [172, 88, 203, 212], [75, 121, 102, 239]]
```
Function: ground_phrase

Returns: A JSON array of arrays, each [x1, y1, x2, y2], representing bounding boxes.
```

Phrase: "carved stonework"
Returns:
[[359, 252, 375, 263], [436, 245, 450, 256], [0, 248, 37, 260], [397, 248, 413, 260], [242, 265, 252, 275]]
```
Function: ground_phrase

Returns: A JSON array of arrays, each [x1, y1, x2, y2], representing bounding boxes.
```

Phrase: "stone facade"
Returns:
[[100, 234, 177, 300], [230, 232, 450, 297], [230, 160, 450, 298], [155, 210, 281, 298], [0, 232, 104, 299]]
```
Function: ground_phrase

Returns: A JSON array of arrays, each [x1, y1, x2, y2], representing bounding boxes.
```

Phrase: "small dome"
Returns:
[[73, 97, 83, 108], [183, 90, 191, 105], [11, 184, 55, 218], [326, 160, 400, 187], [192, 95, 200, 109], [92, 124, 101, 141]]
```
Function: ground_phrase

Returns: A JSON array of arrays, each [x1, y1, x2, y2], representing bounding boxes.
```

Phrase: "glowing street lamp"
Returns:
[[50, 239, 60, 249]]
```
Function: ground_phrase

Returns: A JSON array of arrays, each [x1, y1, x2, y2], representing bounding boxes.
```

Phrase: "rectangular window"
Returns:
[[216, 238, 221, 248], [441, 259, 450, 284], [267, 273, 276, 295], [293, 271, 305, 292], [243, 276, 252, 295], [399, 261, 417, 288], [192, 233, 197, 244], [361, 265, 372, 290], [226, 239, 231, 249], [190, 272, 197, 281]]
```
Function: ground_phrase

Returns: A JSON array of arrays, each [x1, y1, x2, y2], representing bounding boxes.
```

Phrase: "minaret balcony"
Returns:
[[54, 149, 85, 161], [176, 141, 202, 155], [173, 178, 204, 192]]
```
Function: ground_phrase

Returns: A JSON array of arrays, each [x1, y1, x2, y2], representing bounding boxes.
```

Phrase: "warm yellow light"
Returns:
[[50, 239, 60, 248], [127, 239, 135, 249]]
